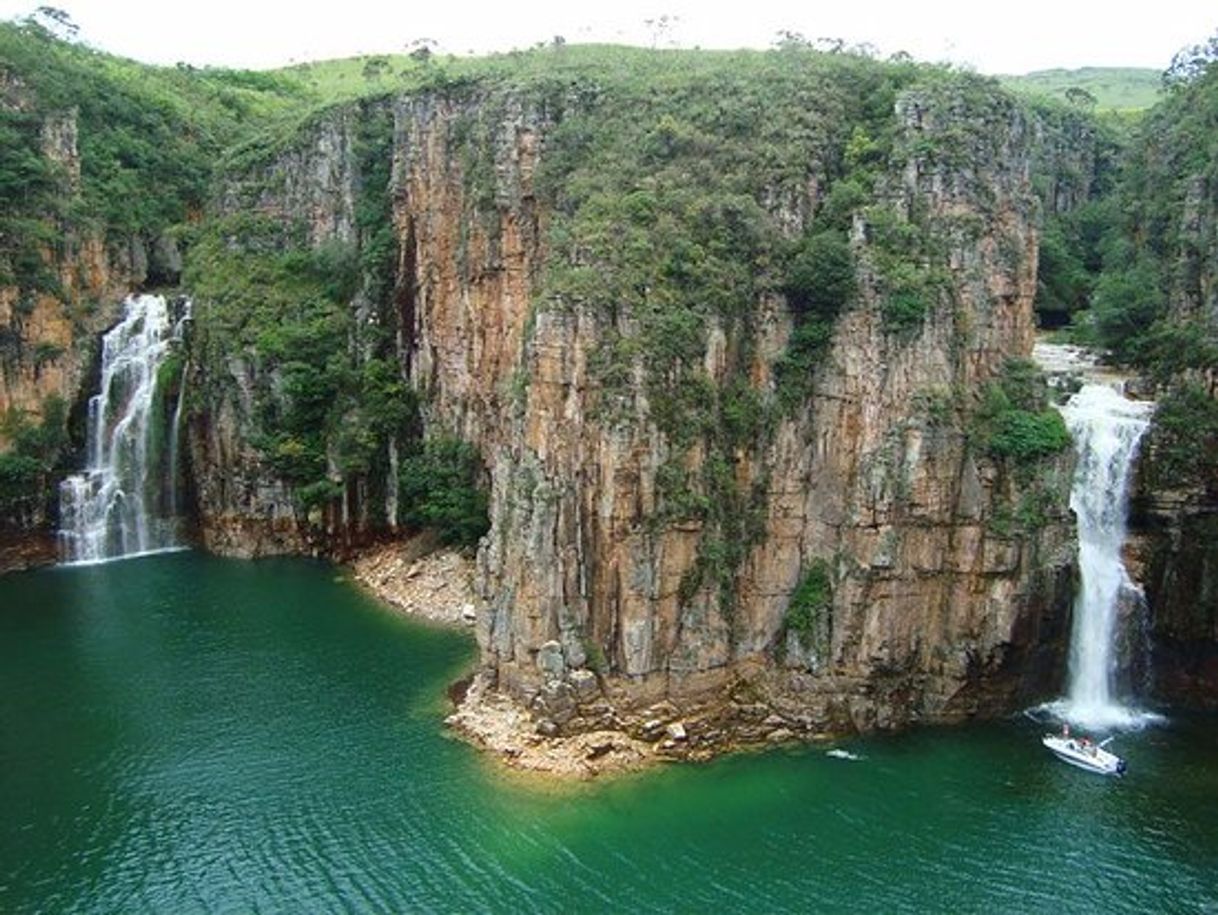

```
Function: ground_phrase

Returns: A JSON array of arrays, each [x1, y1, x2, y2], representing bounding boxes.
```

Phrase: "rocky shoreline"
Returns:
[[444, 674, 656, 778], [347, 540, 655, 777], [348, 539, 481, 627], [444, 665, 851, 780], [350, 540, 844, 779]]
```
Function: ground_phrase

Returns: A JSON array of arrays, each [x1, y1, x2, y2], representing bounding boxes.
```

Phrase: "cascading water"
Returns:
[[1056, 381, 1155, 728], [58, 294, 190, 564]]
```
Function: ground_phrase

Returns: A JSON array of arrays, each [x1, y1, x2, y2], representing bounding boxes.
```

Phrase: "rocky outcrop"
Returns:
[[1028, 102, 1115, 217], [186, 106, 374, 557], [218, 109, 360, 249], [393, 90, 546, 444], [0, 82, 165, 570], [350, 537, 482, 626], [395, 82, 1077, 734], [1130, 468, 1218, 707], [1116, 73, 1218, 710], [185, 354, 309, 559], [182, 69, 1080, 741]]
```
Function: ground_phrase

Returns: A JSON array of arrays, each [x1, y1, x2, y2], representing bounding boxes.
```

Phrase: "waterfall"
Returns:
[[165, 305, 192, 517], [58, 294, 190, 565], [1057, 382, 1155, 728]]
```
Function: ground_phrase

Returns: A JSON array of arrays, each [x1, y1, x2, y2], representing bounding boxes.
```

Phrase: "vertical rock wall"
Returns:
[[183, 75, 1079, 731], [389, 83, 1077, 730], [0, 78, 165, 570]]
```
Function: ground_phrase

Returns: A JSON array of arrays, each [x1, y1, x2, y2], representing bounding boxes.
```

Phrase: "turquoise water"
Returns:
[[1, 552, 1215, 913]]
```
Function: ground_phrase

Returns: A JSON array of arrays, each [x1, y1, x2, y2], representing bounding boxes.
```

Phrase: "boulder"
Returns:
[[535, 640, 566, 678], [569, 668, 600, 701]]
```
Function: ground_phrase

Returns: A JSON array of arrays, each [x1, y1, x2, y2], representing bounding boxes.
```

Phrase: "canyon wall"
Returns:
[[184, 70, 1079, 734], [0, 73, 174, 569], [454, 83, 1077, 731], [1, 42, 1102, 729], [1120, 71, 1218, 710], [4, 30, 1215, 727]]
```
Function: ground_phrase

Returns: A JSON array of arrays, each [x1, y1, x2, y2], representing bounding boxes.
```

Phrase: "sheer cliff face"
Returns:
[[0, 88, 137, 440], [387, 85, 1073, 726], [1122, 90, 1218, 710], [187, 78, 1075, 727], [0, 85, 161, 568], [1128, 169, 1218, 707], [394, 92, 543, 447], [186, 109, 366, 558]]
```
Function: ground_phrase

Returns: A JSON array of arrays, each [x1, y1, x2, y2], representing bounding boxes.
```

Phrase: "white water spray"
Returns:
[[58, 294, 190, 565], [1057, 382, 1155, 729]]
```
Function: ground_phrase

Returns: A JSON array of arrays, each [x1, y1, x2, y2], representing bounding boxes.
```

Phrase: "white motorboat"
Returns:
[[1042, 733, 1127, 776]]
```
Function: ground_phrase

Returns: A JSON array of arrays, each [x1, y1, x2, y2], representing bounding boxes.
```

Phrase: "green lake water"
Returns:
[[1, 552, 1216, 913]]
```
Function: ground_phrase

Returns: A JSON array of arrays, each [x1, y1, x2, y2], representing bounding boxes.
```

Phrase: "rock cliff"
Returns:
[[457, 80, 1076, 735], [0, 77, 169, 570], [1114, 65, 1218, 711], [1129, 482, 1218, 707], [183, 63, 1079, 740], [3, 38, 1100, 735]]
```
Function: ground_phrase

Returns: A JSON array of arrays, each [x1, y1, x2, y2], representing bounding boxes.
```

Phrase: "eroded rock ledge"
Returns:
[[445, 662, 881, 780], [350, 541, 851, 779]]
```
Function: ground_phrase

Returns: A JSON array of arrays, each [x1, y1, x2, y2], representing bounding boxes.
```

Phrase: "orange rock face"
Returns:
[[383, 87, 1076, 731], [185, 83, 1079, 734]]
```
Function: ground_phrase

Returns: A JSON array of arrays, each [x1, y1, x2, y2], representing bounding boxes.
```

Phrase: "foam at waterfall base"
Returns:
[[1028, 699, 1166, 732], [57, 546, 190, 569]]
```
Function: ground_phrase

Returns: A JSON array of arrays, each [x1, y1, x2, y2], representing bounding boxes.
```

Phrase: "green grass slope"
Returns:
[[1000, 67, 1161, 113]]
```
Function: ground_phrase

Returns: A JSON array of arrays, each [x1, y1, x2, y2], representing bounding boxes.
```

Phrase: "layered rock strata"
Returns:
[[185, 76, 1079, 745]]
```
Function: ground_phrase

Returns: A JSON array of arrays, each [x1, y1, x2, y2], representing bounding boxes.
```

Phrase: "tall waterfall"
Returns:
[[1058, 382, 1155, 728], [59, 294, 190, 564]]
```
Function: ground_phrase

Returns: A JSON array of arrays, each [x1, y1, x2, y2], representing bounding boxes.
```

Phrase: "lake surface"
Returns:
[[2, 552, 1216, 913]]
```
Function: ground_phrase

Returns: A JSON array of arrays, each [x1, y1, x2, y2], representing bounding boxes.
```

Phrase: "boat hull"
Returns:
[[1042, 735, 1126, 776]]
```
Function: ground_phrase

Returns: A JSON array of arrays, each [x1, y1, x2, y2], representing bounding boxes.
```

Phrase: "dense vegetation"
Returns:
[[1036, 36, 1218, 492], [0, 16, 307, 297], [0, 397, 67, 527], [0, 21, 1088, 562], [783, 560, 833, 658], [5, 14, 1218, 561], [975, 359, 1072, 463], [398, 440, 490, 547], [485, 45, 1010, 626], [183, 42, 1025, 584]]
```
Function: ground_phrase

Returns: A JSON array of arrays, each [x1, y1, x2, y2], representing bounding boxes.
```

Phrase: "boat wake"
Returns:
[[825, 749, 862, 761]]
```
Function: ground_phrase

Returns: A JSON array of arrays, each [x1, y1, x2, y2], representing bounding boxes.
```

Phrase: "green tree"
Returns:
[[398, 439, 490, 547], [783, 230, 856, 319]]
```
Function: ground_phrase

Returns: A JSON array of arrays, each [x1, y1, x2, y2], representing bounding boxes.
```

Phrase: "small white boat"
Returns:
[[1042, 733, 1127, 776]]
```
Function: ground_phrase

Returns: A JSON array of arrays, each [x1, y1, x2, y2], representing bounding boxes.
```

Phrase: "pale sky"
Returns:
[[1, 0, 1214, 74]]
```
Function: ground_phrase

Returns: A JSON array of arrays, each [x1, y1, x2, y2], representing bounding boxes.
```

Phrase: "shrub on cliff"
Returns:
[[0, 397, 68, 526], [0, 452, 42, 521], [1145, 382, 1218, 493], [976, 359, 1072, 463], [986, 408, 1072, 462], [784, 560, 833, 650], [1072, 32, 1218, 370], [783, 230, 856, 319], [398, 439, 490, 548]]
